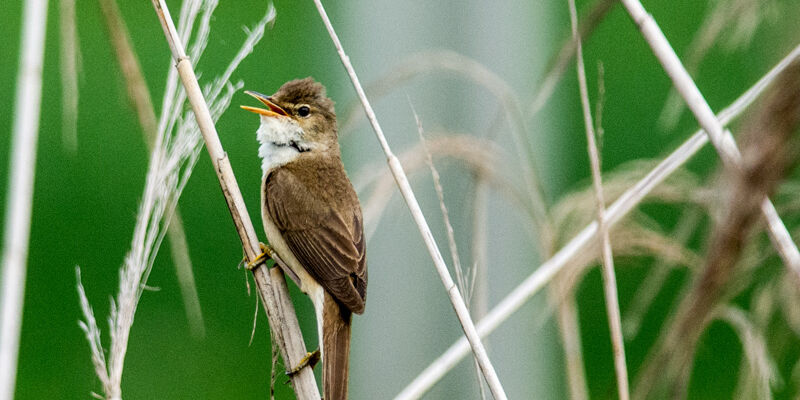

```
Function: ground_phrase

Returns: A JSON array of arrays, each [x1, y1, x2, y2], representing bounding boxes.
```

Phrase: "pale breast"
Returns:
[[256, 115, 306, 175], [260, 173, 323, 297]]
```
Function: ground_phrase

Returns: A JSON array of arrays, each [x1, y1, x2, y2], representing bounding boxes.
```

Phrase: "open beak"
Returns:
[[241, 90, 289, 118]]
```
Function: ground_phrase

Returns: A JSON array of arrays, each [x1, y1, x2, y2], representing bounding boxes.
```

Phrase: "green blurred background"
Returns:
[[2, 0, 800, 398]]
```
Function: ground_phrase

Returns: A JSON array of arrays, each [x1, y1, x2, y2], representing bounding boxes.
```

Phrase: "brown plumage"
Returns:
[[245, 78, 366, 400], [263, 152, 367, 314]]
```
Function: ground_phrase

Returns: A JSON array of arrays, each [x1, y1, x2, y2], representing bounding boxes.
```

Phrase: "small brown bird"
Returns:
[[242, 78, 366, 400]]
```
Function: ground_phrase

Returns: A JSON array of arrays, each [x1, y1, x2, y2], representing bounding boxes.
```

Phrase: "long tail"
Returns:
[[322, 291, 352, 400]]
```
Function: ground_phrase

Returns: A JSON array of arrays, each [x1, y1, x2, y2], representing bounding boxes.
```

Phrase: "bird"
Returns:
[[241, 77, 367, 400]]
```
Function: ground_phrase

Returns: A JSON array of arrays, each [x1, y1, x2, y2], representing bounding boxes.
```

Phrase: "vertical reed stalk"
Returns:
[[0, 1, 49, 398], [568, 0, 629, 398]]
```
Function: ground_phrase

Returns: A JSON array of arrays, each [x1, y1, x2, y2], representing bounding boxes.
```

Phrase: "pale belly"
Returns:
[[261, 176, 325, 350], [260, 178, 322, 295]]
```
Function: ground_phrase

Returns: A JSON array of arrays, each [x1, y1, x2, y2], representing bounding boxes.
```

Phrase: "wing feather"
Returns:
[[264, 158, 367, 314]]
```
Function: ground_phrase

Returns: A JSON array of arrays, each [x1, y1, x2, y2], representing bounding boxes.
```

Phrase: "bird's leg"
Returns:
[[286, 348, 320, 376], [245, 242, 274, 270]]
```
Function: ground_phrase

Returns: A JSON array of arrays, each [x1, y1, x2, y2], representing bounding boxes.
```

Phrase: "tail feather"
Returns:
[[323, 292, 352, 400]]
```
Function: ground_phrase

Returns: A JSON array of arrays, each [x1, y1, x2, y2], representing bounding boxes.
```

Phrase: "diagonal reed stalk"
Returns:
[[569, 0, 629, 398], [0, 0, 49, 398], [310, 1, 508, 399], [657, 0, 771, 130], [394, 41, 800, 399], [619, 0, 800, 277], [149, 1, 320, 398]]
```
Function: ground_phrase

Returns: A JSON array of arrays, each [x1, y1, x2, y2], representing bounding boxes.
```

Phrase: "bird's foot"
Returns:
[[245, 242, 274, 271], [286, 348, 320, 376]]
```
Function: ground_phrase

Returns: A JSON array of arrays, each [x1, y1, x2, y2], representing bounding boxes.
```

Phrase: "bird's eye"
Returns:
[[297, 105, 310, 117]]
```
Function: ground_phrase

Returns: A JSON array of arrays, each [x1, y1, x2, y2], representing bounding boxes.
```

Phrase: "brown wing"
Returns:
[[264, 157, 367, 314]]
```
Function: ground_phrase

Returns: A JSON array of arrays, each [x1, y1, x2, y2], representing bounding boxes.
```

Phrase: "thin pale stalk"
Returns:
[[59, 0, 80, 153], [0, 0, 49, 398], [166, 213, 204, 337], [340, 50, 552, 251], [529, 0, 617, 117], [394, 42, 800, 399], [472, 177, 489, 318], [412, 106, 485, 398], [99, 0, 158, 143], [720, 307, 778, 399], [619, 0, 800, 276], [310, 1, 507, 399], [149, 1, 320, 398], [471, 176, 490, 400], [556, 295, 589, 400], [623, 208, 701, 338], [358, 135, 532, 243], [569, 0, 629, 398], [411, 109, 469, 300], [75, 268, 113, 397]]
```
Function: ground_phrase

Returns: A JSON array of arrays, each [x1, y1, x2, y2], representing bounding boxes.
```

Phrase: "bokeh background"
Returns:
[[2, 0, 800, 398]]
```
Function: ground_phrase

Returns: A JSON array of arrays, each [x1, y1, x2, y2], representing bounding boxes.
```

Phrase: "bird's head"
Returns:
[[242, 77, 338, 153]]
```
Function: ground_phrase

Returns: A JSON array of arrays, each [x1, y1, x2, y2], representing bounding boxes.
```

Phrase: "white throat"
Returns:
[[256, 115, 308, 176]]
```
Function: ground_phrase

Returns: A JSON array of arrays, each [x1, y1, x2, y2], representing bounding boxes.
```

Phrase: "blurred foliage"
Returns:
[[2, 0, 800, 399]]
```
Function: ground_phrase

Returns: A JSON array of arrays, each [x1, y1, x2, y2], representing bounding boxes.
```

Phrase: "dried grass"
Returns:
[[76, 3, 274, 398]]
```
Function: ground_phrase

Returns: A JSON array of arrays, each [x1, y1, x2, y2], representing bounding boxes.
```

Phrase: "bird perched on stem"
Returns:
[[242, 77, 367, 400]]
